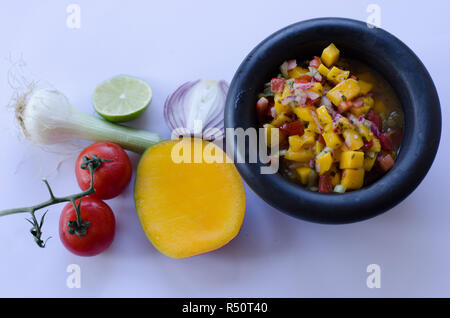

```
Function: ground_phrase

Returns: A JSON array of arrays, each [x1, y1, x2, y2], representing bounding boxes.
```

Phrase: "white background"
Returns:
[[0, 0, 448, 297]]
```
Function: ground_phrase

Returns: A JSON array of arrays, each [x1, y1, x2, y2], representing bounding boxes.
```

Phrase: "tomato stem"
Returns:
[[0, 155, 109, 247]]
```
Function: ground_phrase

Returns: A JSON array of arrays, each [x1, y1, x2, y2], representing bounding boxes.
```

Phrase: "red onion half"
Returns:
[[164, 80, 229, 140]]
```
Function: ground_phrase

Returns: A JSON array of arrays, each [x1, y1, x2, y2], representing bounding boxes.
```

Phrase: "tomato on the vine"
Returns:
[[76, 142, 132, 200], [59, 197, 115, 256]]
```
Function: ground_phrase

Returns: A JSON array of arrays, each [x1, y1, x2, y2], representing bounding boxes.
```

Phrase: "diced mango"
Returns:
[[332, 147, 342, 162], [326, 79, 361, 106], [357, 124, 373, 141], [288, 135, 303, 152], [274, 85, 292, 114], [364, 155, 377, 171], [301, 132, 316, 146], [314, 140, 324, 155], [342, 129, 364, 150], [335, 116, 352, 131], [341, 168, 365, 190], [274, 100, 290, 115], [339, 151, 364, 169], [293, 106, 315, 122], [358, 80, 373, 95], [341, 143, 351, 152], [327, 66, 350, 84], [321, 43, 340, 67], [315, 152, 333, 175], [296, 167, 312, 184], [350, 104, 371, 117], [271, 112, 292, 127], [305, 121, 320, 134], [288, 66, 308, 79], [329, 166, 341, 186], [310, 82, 324, 96], [322, 131, 343, 149], [369, 137, 381, 153], [318, 64, 330, 76], [323, 123, 334, 132], [316, 105, 332, 125], [288, 132, 315, 151], [284, 148, 315, 162], [363, 96, 374, 108], [373, 100, 387, 114]]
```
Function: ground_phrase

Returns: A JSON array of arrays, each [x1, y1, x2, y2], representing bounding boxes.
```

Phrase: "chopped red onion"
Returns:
[[293, 83, 313, 91], [287, 59, 297, 70], [280, 61, 289, 78]]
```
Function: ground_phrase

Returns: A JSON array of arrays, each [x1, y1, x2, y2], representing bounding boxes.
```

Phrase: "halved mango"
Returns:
[[134, 138, 246, 259]]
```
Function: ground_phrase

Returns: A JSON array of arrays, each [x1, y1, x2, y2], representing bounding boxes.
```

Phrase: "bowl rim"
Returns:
[[224, 17, 442, 224]]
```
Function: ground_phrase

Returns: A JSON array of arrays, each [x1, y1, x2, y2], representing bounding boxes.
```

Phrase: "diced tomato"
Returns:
[[337, 100, 352, 113], [280, 121, 304, 137], [352, 97, 364, 108], [378, 154, 394, 172], [270, 78, 285, 93], [310, 56, 322, 69], [318, 173, 333, 193], [295, 75, 312, 83], [350, 75, 358, 80], [379, 132, 393, 152], [361, 139, 374, 152], [306, 97, 320, 106], [318, 134, 326, 145], [256, 97, 269, 123], [366, 109, 382, 131]]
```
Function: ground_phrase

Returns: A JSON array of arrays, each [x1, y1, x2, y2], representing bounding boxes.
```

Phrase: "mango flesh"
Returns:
[[134, 138, 246, 259]]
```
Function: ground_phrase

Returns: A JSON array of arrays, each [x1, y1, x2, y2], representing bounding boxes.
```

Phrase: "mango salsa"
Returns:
[[257, 43, 404, 193]]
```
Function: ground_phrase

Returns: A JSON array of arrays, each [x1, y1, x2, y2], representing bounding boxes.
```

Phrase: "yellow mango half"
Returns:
[[134, 138, 246, 259]]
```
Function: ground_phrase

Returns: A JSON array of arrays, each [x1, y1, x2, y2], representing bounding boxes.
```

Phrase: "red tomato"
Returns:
[[318, 174, 333, 193], [352, 97, 364, 108], [306, 97, 320, 106], [379, 133, 393, 152], [280, 121, 304, 136], [76, 142, 132, 200], [337, 101, 353, 113], [270, 78, 284, 93], [361, 139, 374, 152], [318, 135, 326, 145], [366, 109, 382, 131], [310, 56, 322, 69], [59, 197, 115, 256], [378, 154, 395, 172], [295, 75, 312, 83]]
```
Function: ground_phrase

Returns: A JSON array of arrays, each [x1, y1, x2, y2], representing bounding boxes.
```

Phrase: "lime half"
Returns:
[[93, 75, 153, 122]]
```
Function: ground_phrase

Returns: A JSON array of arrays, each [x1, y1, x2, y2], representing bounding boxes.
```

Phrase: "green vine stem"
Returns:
[[0, 154, 110, 247]]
